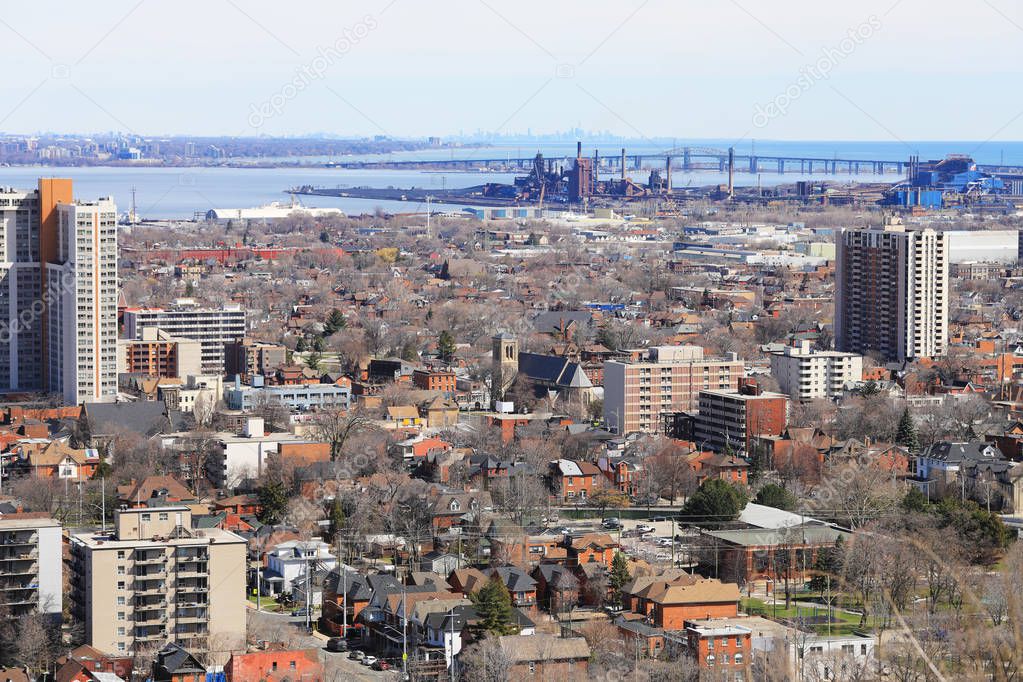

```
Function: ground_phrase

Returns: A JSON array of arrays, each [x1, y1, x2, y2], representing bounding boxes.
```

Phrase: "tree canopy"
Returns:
[[680, 478, 747, 525]]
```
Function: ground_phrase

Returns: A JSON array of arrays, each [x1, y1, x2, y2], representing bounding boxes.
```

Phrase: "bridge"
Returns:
[[329, 147, 1023, 179]]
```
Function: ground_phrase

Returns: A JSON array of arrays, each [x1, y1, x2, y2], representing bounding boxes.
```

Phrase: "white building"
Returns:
[[262, 539, 337, 596], [0, 514, 63, 622], [835, 221, 948, 363], [47, 198, 119, 404], [123, 300, 246, 374], [203, 417, 311, 487], [769, 341, 863, 402]]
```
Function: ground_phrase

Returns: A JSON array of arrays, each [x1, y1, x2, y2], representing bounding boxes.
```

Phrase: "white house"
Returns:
[[262, 539, 337, 596]]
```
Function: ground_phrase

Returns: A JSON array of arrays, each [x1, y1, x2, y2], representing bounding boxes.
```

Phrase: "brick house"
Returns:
[[564, 533, 618, 567], [225, 646, 323, 682], [699, 525, 849, 587], [685, 620, 753, 674], [549, 459, 602, 502], [412, 369, 457, 393], [622, 572, 740, 630], [497, 634, 590, 681]]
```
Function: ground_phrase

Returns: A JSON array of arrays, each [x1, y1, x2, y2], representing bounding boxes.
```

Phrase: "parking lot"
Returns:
[[555, 516, 699, 568]]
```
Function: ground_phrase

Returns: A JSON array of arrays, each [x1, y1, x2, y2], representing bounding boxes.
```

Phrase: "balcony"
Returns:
[[133, 581, 166, 595], [134, 569, 167, 580], [135, 610, 168, 625], [134, 553, 167, 565]]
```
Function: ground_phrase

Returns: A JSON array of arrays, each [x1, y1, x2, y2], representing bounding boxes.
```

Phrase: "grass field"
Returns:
[[742, 597, 874, 636]]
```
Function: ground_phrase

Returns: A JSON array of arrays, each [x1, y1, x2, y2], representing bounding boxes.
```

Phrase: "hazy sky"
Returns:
[[2, 0, 1022, 141]]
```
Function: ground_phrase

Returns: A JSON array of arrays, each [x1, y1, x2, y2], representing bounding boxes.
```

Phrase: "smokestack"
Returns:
[[621, 148, 626, 181], [576, 141, 582, 159], [665, 156, 672, 192], [728, 147, 735, 198]]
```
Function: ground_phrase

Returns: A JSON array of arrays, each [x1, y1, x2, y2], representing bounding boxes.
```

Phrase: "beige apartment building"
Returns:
[[604, 345, 744, 434], [69, 506, 246, 659]]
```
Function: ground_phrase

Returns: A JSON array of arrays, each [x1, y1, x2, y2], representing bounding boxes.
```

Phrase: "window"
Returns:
[[117, 550, 125, 559], [117, 627, 125, 636], [528, 662, 536, 674], [117, 566, 125, 575], [117, 596, 125, 605], [117, 612, 125, 620], [141, 513, 151, 522], [117, 581, 125, 590], [707, 639, 714, 650], [734, 654, 743, 666], [271, 662, 278, 671], [289, 661, 296, 669], [721, 653, 730, 665], [735, 637, 743, 648], [159, 512, 169, 521], [706, 655, 715, 666]]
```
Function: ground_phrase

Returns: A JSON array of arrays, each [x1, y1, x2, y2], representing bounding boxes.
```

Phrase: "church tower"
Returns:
[[491, 332, 518, 402]]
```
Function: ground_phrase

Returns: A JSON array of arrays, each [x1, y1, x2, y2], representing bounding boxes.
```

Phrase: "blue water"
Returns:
[[1, 139, 1018, 219]]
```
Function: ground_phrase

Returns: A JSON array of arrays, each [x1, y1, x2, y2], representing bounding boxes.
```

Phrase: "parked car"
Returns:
[[602, 518, 621, 529], [636, 524, 655, 534], [651, 516, 668, 523], [656, 538, 673, 547], [326, 637, 348, 652], [349, 650, 366, 662], [362, 655, 378, 667], [291, 607, 311, 618], [372, 660, 392, 671]]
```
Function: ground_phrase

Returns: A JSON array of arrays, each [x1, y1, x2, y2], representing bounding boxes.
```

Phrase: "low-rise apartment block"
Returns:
[[604, 345, 744, 434], [693, 381, 788, 454], [123, 301, 246, 374], [69, 506, 246, 658], [769, 340, 862, 402]]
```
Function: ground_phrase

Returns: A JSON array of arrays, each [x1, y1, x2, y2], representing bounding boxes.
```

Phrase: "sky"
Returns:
[[1, 0, 1022, 142]]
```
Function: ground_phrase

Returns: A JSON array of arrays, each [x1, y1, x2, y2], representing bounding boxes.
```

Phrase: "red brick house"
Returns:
[[225, 646, 323, 682], [623, 572, 740, 630], [564, 533, 618, 567], [549, 459, 602, 502]]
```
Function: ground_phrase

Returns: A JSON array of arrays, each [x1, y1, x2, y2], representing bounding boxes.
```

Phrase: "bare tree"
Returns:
[[312, 406, 376, 461]]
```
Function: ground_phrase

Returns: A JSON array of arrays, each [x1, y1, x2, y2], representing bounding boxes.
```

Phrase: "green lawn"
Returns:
[[741, 597, 874, 636]]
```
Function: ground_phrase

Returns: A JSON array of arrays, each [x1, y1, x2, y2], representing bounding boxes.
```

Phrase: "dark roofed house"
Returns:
[[151, 642, 205, 682], [80, 401, 173, 453], [488, 566, 538, 608]]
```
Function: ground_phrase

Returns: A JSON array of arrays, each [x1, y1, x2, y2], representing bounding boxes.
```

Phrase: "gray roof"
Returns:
[[490, 566, 537, 592], [532, 311, 594, 335], [702, 525, 848, 548], [518, 352, 592, 389], [83, 401, 171, 438], [921, 441, 1004, 463]]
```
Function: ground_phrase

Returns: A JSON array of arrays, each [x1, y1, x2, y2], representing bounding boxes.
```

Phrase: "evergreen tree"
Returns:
[[807, 539, 842, 602], [328, 497, 346, 539], [470, 576, 519, 636], [901, 486, 930, 513], [681, 479, 747, 526], [312, 335, 326, 352], [257, 480, 289, 525], [295, 336, 308, 352], [608, 551, 631, 608], [324, 309, 347, 336], [305, 351, 322, 372], [438, 330, 457, 363], [896, 407, 919, 452], [754, 483, 799, 512]]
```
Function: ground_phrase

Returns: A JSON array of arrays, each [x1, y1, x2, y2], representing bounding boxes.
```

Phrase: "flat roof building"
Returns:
[[69, 506, 246, 659]]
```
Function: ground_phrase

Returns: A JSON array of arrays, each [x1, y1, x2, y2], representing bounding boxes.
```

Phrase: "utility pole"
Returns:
[[449, 606, 457, 682], [402, 585, 408, 676]]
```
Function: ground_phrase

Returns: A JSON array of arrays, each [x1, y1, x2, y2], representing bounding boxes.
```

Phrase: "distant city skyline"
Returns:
[[1, 1, 1022, 142]]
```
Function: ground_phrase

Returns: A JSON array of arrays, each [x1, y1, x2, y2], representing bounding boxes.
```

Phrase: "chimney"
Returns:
[[576, 141, 582, 159], [621, 148, 627, 181]]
